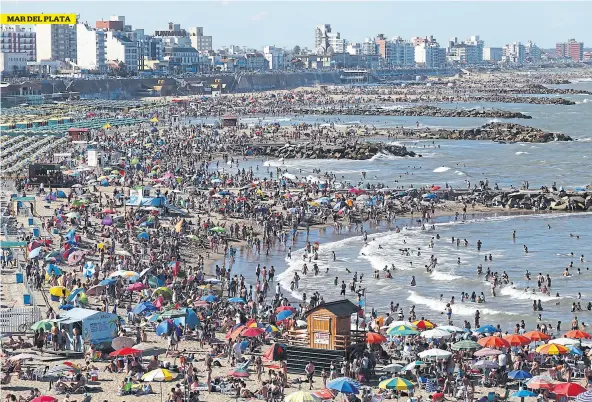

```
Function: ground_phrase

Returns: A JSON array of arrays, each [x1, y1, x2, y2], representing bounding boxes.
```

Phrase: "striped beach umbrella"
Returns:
[[503, 334, 532, 346], [413, 320, 436, 330], [387, 324, 419, 336], [575, 389, 592, 402], [285, 391, 320, 402], [478, 336, 510, 349], [379, 377, 415, 391]]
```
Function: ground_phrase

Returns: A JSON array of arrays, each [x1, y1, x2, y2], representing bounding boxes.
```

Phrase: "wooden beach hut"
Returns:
[[304, 299, 360, 350]]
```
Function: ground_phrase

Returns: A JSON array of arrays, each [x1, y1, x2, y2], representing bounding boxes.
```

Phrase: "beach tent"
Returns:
[[56, 308, 119, 350]]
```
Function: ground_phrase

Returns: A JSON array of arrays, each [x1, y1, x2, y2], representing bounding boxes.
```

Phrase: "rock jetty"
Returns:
[[411, 122, 573, 143], [501, 84, 592, 95], [249, 142, 416, 160], [295, 105, 532, 119]]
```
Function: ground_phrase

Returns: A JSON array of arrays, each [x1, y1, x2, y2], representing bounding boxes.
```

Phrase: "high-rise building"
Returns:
[[447, 36, 483, 64], [525, 41, 541, 64], [263, 46, 285, 70], [414, 36, 445, 68], [314, 24, 346, 54], [188, 27, 212, 52], [483, 47, 503, 62], [105, 31, 138, 73], [361, 38, 377, 55], [502, 42, 526, 64], [556, 39, 584, 61], [76, 23, 106, 72], [36, 24, 77, 62], [1, 25, 36, 61]]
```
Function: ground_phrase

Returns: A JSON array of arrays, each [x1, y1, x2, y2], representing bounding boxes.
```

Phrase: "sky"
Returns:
[[2, 1, 591, 50]]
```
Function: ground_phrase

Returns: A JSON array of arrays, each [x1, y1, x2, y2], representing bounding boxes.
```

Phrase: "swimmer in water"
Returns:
[[410, 276, 416, 286], [524, 245, 529, 253]]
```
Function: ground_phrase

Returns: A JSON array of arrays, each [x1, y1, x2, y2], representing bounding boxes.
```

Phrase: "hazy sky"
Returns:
[[3, 1, 591, 49]]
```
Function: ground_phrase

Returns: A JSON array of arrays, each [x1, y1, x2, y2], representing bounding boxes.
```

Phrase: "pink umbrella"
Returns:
[[67, 251, 85, 265], [128, 283, 148, 292], [85, 285, 105, 296], [153, 296, 164, 309], [474, 347, 503, 357]]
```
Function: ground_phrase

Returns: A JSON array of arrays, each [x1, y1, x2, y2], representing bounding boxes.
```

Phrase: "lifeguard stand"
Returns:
[[304, 299, 360, 350]]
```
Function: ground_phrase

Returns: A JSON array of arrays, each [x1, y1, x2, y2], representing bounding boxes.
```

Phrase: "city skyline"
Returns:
[[2, 1, 591, 49]]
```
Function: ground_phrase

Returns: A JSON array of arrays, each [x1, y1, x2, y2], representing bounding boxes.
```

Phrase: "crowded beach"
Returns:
[[1, 77, 592, 402]]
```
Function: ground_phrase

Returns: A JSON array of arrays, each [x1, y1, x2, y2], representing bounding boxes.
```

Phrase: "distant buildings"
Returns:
[[483, 47, 503, 62], [263, 46, 286, 70], [556, 38, 584, 62], [0, 51, 29, 74], [36, 24, 77, 63], [502, 42, 526, 64], [76, 23, 107, 72], [1, 25, 36, 61], [314, 24, 346, 55], [525, 41, 541, 64], [414, 36, 445, 68], [375, 35, 415, 67], [447, 36, 483, 64]]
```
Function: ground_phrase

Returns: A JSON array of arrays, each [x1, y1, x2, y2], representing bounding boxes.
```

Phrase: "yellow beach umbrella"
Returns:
[[150, 117, 159, 123], [535, 343, 569, 355], [103, 123, 112, 129], [379, 377, 415, 390]]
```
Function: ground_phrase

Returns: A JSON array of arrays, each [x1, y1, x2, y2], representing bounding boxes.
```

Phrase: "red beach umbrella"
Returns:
[[553, 382, 586, 397], [563, 330, 591, 339], [477, 336, 510, 349]]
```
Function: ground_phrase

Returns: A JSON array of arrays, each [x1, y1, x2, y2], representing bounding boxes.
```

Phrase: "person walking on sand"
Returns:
[[305, 361, 315, 390]]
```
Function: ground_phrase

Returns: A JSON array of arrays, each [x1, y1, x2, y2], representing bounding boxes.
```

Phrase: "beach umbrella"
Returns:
[[109, 347, 142, 357], [473, 360, 500, 369], [142, 368, 175, 402], [478, 336, 510, 349], [31, 397, 58, 402], [575, 390, 592, 402], [99, 278, 117, 286], [103, 123, 112, 129], [67, 250, 84, 265], [262, 343, 287, 361], [452, 340, 481, 350], [265, 324, 280, 333], [404, 361, 426, 371], [138, 232, 149, 240], [413, 320, 436, 330], [508, 370, 533, 381], [276, 306, 297, 313], [535, 343, 569, 355], [28, 247, 43, 259], [153, 287, 173, 298], [112, 337, 136, 350], [276, 310, 294, 321], [553, 382, 586, 397], [548, 337, 580, 346], [526, 375, 555, 390], [383, 363, 404, 373], [327, 377, 360, 394], [200, 294, 219, 303], [159, 309, 186, 319], [564, 330, 591, 339], [378, 377, 414, 391], [387, 324, 418, 336], [366, 332, 387, 344], [59, 303, 74, 310], [85, 284, 105, 296], [503, 334, 532, 346], [110, 270, 137, 278], [128, 282, 148, 291], [228, 367, 250, 378], [568, 345, 583, 356], [228, 297, 246, 303], [418, 349, 452, 359], [285, 391, 320, 402], [65, 212, 80, 219], [474, 348, 502, 357], [474, 325, 498, 334], [148, 275, 164, 288], [511, 389, 537, 402], [421, 328, 452, 339], [523, 330, 550, 341], [155, 320, 176, 336], [209, 226, 226, 233], [241, 327, 265, 337], [439, 325, 465, 333]]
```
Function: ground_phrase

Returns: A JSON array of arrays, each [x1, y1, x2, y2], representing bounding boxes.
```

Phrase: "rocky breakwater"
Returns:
[[251, 142, 416, 160], [415, 122, 573, 143], [502, 84, 592, 95], [296, 105, 532, 119]]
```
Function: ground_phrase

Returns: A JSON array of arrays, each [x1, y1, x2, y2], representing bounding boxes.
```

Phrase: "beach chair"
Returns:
[[487, 391, 496, 402]]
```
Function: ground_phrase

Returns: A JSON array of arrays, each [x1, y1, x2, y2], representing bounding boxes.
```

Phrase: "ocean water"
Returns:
[[214, 82, 592, 331]]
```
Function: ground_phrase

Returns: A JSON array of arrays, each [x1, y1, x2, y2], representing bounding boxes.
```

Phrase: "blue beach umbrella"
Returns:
[[28, 247, 42, 259], [475, 324, 498, 333], [99, 277, 117, 286], [66, 287, 84, 303], [156, 320, 176, 336], [47, 264, 62, 276], [228, 297, 246, 303], [568, 345, 583, 356], [508, 370, 533, 380], [59, 304, 74, 310], [276, 310, 294, 321], [200, 294, 219, 303], [327, 377, 360, 394], [138, 232, 149, 240], [511, 389, 537, 402], [134, 301, 158, 315]]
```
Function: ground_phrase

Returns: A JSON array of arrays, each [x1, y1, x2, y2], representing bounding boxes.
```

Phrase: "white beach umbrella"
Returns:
[[548, 338, 580, 346], [383, 363, 405, 373], [439, 325, 465, 333], [418, 348, 452, 359], [421, 328, 452, 339]]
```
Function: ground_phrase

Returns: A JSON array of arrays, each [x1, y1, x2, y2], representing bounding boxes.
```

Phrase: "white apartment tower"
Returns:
[[1, 25, 36, 61], [36, 24, 77, 62], [76, 23, 106, 72]]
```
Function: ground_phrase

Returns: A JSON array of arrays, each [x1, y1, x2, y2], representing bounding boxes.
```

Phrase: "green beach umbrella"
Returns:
[[452, 340, 482, 350], [387, 325, 419, 336], [209, 226, 226, 233], [31, 319, 54, 331]]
